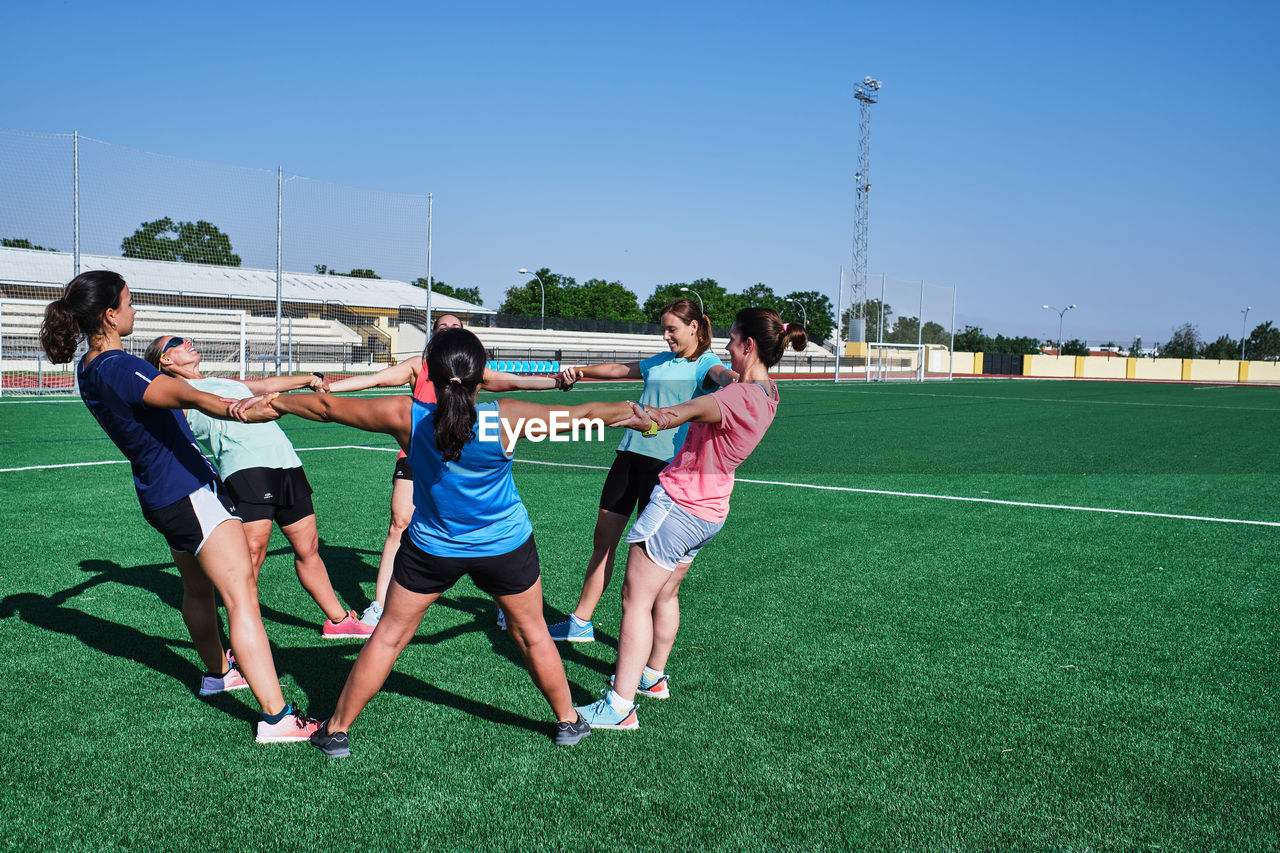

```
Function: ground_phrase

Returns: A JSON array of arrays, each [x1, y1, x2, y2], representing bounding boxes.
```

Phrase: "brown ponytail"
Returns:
[[41, 271, 127, 363], [733, 307, 807, 368], [425, 327, 487, 462], [659, 298, 711, 358]]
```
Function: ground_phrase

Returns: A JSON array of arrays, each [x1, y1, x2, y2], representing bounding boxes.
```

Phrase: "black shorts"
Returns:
[[140, 481, 241, 555], [224, 466, 315, 526], [392, 457, 413, 482], [392, 534, 540, 597], [599, 450, 669, 518]]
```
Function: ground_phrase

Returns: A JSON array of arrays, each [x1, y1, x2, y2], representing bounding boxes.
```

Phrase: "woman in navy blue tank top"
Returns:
[[41, 271, 319, 744]]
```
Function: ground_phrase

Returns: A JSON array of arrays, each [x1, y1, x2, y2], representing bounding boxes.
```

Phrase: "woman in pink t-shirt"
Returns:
[[577, 307, 807, 730]]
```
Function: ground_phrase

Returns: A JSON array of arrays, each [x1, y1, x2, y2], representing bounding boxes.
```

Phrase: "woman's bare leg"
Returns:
[[373, 478, 415, 605], [612, 544, 674, 703], [279, 513, 347, 622], [571, 509, 628, 622], [328, 579, 435, 732], [184, 519, 286, 715], [646, 561, 692, 673], [495, 578, 575, 722]]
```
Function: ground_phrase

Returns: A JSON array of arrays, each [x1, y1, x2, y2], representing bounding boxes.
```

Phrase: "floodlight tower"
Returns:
[[849, 76, 882, 342]]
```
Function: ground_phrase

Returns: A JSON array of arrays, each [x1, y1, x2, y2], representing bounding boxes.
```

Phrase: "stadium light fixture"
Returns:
[[518, 268, 546, 331], [786, 298, 808, 328], [1043, 304, 1077, 356], [1241, 306, 1252, 360], [680, 286, 705, 316]]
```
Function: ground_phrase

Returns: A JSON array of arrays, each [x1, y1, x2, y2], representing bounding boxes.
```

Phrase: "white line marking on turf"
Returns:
[[0, 459, 130, 473], [5, 448, 1275, 528]]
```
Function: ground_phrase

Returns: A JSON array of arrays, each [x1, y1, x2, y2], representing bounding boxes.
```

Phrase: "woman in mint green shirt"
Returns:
[[145, 335, 372, 639], [546, 299, 736, 643]]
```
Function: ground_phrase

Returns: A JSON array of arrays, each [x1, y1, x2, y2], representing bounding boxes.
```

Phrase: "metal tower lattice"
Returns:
[[849, 76, 881, 342]]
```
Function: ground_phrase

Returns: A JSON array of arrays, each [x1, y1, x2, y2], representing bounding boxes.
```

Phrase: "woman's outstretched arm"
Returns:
[[261, 392, 415, 453]]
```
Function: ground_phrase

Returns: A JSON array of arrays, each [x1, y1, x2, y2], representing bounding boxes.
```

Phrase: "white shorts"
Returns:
[[624, 485, 723, 571]]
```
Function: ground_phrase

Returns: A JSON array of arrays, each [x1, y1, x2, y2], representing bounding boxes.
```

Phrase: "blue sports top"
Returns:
[[616, 349, 723, 462], [77, 349, 219, 511], [406, 399, 533, 558]]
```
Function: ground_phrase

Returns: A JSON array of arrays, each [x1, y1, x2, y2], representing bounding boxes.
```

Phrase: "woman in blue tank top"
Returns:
[[260, 327, 670, 755]]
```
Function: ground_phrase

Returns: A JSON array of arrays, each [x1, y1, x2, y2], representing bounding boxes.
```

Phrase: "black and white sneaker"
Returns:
[[554, 712, 591, 746], [310, 720, 351, 758]]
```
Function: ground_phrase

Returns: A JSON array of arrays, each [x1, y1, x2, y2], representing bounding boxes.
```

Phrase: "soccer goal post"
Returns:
[[0, 298, 248, 397]]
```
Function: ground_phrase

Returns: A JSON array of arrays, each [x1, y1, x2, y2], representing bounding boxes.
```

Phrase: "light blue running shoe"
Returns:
[[547, 615, 594, 643], [360, 600, 383, 627], [575, 691, 639, 730]]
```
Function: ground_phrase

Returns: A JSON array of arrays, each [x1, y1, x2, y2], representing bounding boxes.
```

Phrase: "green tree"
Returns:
[[2, 237, 54, 251], [1127, 335, 1145, 357], [953, 325, 992, 352], [1159, 323, 1201, 359], [346, 268, 380, 279], [642, 279, 732, 324], [841, 298, 892, 340], [500, 268, 579, 317], [1199, 334, 1239, 360], [1245, 321, 1280, 361], [121, 218, 241, 266], [411, 278, 483, 305], [1061, 338, 1089, 356], [989, 334, 1040, 355], [782, 291, 835, 342], [886, 315, 919, 344], [568, 279, 644, 322]]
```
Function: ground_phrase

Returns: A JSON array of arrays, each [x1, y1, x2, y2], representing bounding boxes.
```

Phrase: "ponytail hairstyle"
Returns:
[[41, 271, 128, 363], [425, 327, 487, 462], [142, 336, 171, 371], [733, 307, 808, 368], [659, 297, 712, 358]]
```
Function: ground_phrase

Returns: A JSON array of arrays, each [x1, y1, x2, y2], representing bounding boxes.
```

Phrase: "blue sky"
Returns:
[[4, 0, 1277, 345]]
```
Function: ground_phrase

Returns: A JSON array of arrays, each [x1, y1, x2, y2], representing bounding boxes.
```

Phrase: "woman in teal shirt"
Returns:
[[548, 298, 735, 643]]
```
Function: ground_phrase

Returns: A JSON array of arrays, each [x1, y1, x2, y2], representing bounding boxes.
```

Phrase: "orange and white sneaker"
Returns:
[[322, 611, 375, 640], [199, 653, 250, 696], [611, 671, 671, 700], [256, 706, 322, 743]]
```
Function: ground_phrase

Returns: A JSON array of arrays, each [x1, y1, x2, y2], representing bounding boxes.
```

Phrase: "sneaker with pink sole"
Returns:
[[198, 652, 251, 696], [322, 611, 375, 640], [256, 707, 322, 743]]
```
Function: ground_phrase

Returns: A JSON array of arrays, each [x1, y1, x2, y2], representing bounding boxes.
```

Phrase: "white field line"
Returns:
[[802, 386, 1280, 412], [4, 446, 1277, 528]]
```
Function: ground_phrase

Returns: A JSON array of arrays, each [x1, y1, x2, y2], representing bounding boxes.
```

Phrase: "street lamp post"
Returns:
[[1241, 306, 1252, 360], [679, 286, 705, 316], [1042, 304, 1077, 355], [786, 298, 808, 328], [518, 268, 545, 331]]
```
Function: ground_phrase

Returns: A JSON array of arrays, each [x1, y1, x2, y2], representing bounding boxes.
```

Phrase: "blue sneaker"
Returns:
[[360, 600, 383, 627], [575, 691, 638, 730], [611, 671, 670, 700], [547, 615, 594, 643]]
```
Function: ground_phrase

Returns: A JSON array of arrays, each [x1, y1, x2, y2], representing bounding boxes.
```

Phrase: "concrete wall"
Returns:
[[1187, 360, 1241, 382], [1081, 355, 1127, 379], [1133, 358, 1183, 381], [1024, 354, 1077, 377], [1246, 361, 1280, 382]]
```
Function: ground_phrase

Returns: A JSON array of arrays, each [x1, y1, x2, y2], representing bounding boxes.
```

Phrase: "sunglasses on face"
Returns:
[[160, 337, 191, 354]]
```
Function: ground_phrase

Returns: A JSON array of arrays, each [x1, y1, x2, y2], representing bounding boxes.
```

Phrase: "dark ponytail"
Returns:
[[41, 270, 127, 363], [659, 298, 711, 358], [733, 307, 807, 368], [425, 327, 487, 462]]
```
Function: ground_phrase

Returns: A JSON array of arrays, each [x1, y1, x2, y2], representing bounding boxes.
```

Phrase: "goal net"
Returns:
[[0, 298, 247, 397]]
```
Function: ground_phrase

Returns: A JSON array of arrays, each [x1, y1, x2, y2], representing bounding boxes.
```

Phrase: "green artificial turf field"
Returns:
[[1, 378, 1277, 851]]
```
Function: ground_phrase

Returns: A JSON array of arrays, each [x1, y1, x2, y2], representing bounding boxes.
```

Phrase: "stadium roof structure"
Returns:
[[0, 247, 492, 315]]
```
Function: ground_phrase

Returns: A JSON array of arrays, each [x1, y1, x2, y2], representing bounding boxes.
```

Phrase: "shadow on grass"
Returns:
[[0, 558, 603, 737]]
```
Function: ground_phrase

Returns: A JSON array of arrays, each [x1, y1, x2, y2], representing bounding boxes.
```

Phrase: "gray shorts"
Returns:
[[625, 485, 723, 571]]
